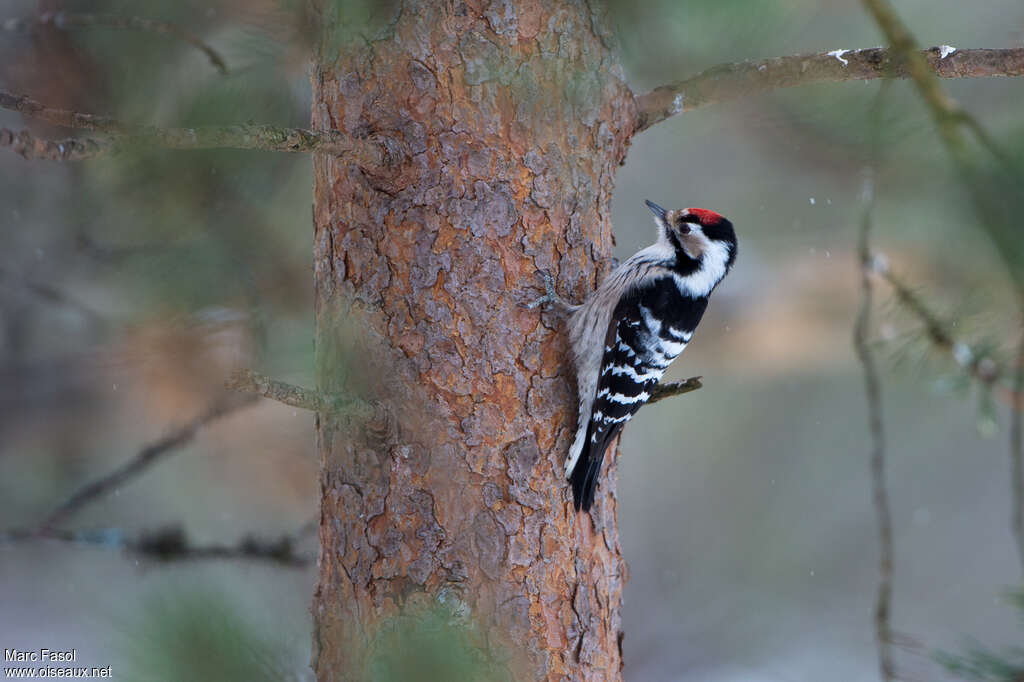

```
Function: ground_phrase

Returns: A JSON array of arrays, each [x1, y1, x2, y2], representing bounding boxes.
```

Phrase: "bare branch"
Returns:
[[0, 128, 121, 161], [0, 91, 124, 133], [0, 90, 392, 164], [635, 46, 1024, 131], [225, 369, 326, 411], [225, 368, 374, 414], [646, 376, 703, 405], [1, 522, 313, 567], [39, 395, 258, 531], [2, 12, 228, 74], [853, 172, 897, 682]]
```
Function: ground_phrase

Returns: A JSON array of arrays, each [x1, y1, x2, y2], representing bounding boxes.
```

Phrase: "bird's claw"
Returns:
[[523, 270, 572, 311]]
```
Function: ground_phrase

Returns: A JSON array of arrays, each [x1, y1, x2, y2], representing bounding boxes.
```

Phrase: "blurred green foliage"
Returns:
[[117, 588, 308, 682], [366, 604, 508, 682], [0, 0, 321, 376], [936, 588, 1024, 681]]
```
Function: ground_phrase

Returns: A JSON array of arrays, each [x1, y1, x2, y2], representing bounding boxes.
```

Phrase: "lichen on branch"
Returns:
[[647, 376, 703, 405], [635, 46, 1024, 131], [0, 90, 392, 165]]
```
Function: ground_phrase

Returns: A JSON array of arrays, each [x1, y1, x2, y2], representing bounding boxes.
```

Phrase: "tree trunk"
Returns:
[[310, 2, 636, 679]]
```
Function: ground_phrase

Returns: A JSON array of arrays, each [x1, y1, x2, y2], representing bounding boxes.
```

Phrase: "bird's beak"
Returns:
[[645, 200, 667, 221]]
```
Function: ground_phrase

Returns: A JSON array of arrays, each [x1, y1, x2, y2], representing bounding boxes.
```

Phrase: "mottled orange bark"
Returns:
[[311, 2, 636, 679]]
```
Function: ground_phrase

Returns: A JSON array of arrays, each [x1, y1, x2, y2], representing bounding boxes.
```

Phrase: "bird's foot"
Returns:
[[523, 270, 573, 312]]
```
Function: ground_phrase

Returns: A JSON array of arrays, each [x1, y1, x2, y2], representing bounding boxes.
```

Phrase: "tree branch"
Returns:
[[635, 46, 1024, 131], [2, 12, 228, 74], [0, 128, 120, 161], [225, 368, 376, 415], [1, 90, 125, 133], [853, 173, 897, 682], [1, 522, 313, 567], [646, 376, 703, 405], [38, 395, 258, 531], [0, 90, 393, 164]]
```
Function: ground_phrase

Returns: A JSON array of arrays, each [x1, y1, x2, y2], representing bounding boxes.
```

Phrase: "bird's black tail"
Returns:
[[569, 421, 622, 512]]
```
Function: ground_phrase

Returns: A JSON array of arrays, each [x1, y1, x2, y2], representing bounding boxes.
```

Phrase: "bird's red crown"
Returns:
[[687, 208, 725, 226]]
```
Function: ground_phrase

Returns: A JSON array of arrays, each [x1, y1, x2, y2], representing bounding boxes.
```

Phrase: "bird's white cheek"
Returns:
[[679, 232, 710, 260]]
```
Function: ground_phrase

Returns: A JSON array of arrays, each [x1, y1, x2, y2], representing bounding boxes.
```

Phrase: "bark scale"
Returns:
[[311, 2, 636, 679]]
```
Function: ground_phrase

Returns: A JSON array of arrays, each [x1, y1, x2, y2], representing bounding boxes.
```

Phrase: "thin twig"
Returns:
[[854, 172, 897, 682], [0, 265, 105, 324], [875, 251, 1024, 582], [861, 1, 967, 151], [635, 46, 1024, 131], [0, 90, 393, 164], [1, 12, 228, 74], [1, 522, 313, 567], [2, 13, 227, 74], [860, 0, 1024, 297], [1012, 330, 1024, 573], [38, 395, 258, 531], [872, 263, 1002, 388], [873, 264, 954, 351], [646, 376, 703, 405]]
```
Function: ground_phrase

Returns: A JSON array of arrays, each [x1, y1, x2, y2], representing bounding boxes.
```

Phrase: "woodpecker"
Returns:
[[531, 200, 737, 512]]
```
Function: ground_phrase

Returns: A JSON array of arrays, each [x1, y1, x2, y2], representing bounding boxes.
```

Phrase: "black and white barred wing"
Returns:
[[569, 285, 686, 511]]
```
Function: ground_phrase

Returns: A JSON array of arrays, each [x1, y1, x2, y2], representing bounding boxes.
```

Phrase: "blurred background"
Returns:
[[2, 0, 1024, 680]]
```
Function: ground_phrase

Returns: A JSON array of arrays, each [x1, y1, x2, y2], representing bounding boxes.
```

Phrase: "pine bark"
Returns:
[[311, 2, 636, 679]]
